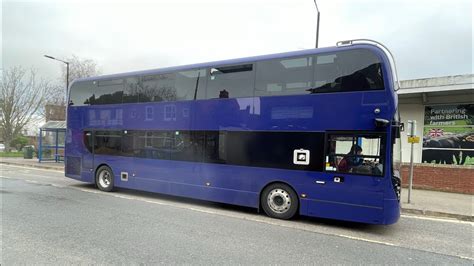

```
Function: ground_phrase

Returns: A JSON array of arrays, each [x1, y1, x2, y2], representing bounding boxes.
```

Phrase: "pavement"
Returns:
[[1, 157, 472, 222], [0, 157, 65, 171]]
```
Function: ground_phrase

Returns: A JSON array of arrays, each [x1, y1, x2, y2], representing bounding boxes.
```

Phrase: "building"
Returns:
[[397, 74, 473, 194], [398, 74, 473, 166]]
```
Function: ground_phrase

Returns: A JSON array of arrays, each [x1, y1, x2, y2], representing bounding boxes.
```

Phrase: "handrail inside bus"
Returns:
[[336, 39, 401, 91]]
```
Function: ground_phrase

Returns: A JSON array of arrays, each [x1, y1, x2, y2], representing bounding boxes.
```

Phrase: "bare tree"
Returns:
[[46, 83, 68, 106], [44, 55, 101, 118], [0, 67, 52, 151], [61, 55, 100, 86], [37, 83, 65, 120]]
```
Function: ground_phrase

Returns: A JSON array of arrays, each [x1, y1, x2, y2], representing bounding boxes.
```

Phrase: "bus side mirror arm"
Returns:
[[374, 118, 389, 128], [391, 121, 404, 138]]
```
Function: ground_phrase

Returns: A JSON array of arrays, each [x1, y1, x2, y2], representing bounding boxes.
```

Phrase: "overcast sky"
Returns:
[[2, 0, 473, 85]]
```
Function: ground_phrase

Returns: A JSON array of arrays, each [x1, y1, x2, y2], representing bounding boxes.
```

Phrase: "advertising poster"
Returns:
[[422, 104, 474, 165]]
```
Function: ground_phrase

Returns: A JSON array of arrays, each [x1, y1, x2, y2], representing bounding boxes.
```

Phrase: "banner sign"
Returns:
[[422, 104, 474, 165], [424, 104, 473, 126]]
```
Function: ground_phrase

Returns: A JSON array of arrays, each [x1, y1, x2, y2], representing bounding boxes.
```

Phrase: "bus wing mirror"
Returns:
[[210, 68, 220, 75]]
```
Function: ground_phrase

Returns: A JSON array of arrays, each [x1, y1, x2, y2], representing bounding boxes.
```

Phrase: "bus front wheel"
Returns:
[[95, 165, 114, 192], [261, 183, 298, 220]]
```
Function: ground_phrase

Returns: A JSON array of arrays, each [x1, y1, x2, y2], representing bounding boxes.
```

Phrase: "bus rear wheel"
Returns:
[[95, 165, 114, 192], [261, 183, 298, 220]]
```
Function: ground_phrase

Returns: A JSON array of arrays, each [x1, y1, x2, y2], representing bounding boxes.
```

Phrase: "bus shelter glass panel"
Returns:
[[39, 147, 56, 160], [39, 129, 66, 162]]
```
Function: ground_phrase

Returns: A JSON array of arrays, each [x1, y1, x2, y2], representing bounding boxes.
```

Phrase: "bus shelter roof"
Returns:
[[40, 120, 66, 130]]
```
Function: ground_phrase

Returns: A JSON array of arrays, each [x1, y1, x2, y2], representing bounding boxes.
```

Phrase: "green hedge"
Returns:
[[0, 151, 24, 157]]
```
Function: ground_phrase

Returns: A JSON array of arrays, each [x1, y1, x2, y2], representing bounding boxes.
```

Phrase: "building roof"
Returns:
[[41, 120, 66, 130], [398, 74, 473, 94]]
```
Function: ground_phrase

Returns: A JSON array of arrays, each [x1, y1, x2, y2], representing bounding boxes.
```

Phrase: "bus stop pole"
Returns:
[[408, 141, 414, 204], [38, 129, 42, 163], [55, 129, 59, 162], [407, 120, 416, 204]]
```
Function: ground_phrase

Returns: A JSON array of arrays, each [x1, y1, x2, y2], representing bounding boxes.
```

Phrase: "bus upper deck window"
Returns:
[[312, 49, 385, 93], [207, 64, 254, 99], [255, 56, 313, 97]]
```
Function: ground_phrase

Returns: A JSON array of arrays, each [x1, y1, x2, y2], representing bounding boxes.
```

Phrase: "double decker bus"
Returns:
[[65, 39, 403, 224]]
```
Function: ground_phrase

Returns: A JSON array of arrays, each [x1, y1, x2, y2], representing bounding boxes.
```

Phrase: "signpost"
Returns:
[[406, 120, 418, 203]]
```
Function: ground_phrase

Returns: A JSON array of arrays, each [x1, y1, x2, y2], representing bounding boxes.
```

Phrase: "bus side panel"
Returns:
[[100, 156, 259, 208], [115, 158, 260, 208], [305, 199, 384, 224], [87, 153, 391, 224], [91, 156, 310, 209], [250, 92, 389, 132], [128, 177, 260, 209], [383, 199, 401, 224], [383, 177, 401, 225], [302, 176, 398, 224]]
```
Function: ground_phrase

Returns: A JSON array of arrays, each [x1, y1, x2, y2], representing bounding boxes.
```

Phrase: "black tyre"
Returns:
[[95, 165, 114, 192], [261, 183, 299, 219]]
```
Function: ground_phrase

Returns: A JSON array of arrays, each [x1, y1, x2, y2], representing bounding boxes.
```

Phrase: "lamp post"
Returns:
[[313, 0, 320, 48], [44, 55, 70, 101]]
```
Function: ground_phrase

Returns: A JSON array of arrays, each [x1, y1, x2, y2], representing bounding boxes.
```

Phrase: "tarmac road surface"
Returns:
[[1, 164, 472, 264]]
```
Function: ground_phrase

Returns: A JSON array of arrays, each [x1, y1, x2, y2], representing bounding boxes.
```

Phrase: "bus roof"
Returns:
[[73, 43, 385, 84]]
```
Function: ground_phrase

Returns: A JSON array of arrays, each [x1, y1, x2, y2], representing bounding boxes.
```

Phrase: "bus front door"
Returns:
[[307, 133, 386, 223]]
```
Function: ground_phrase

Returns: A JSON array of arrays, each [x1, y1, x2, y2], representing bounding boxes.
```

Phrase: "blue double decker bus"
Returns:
[[65, 39, 403, 224]]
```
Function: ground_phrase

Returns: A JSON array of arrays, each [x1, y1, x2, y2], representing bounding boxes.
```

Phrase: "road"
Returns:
[[1, 164, 472, 264]]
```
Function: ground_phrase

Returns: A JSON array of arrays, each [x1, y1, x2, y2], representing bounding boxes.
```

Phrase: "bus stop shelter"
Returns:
[[38, 121, 66, 163]]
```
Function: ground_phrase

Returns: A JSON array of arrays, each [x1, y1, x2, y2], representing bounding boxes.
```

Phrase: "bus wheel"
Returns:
[[261, 183, 298, 220], [96, 165, 114, 192]]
